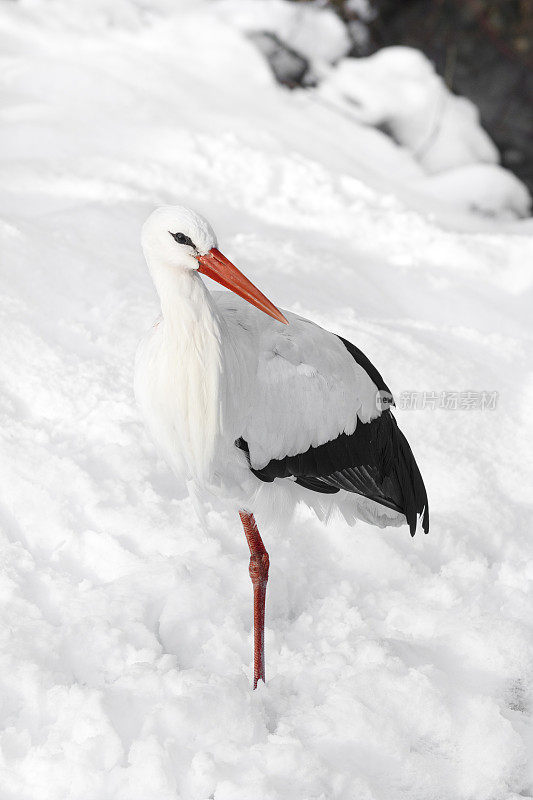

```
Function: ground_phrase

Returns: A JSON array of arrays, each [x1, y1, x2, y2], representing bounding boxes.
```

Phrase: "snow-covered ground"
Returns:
[[1, 2, 533, 798]]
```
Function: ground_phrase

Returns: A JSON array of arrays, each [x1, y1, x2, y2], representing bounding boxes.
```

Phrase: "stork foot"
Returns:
[[239, 510, 269, 689]]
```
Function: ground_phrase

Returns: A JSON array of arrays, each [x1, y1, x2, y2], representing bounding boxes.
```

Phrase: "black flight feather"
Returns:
[[235, 334, 429, 536]]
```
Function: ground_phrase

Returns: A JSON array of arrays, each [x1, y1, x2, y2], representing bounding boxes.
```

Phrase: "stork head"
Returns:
[[142, 205, 287, 325], [142, 206, 217, 269]]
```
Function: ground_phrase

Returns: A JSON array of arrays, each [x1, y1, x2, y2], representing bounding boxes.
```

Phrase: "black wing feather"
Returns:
[[237, 411, 429, 536], [235, 334, 429, 536]]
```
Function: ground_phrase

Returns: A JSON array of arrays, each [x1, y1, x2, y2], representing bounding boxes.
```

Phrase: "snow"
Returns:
[[318, 47, 531, 218], [1, 2, 533, 799], [412, 163, 532, 220], [318, 47, 499, 172], [214, 0, 351, 67]]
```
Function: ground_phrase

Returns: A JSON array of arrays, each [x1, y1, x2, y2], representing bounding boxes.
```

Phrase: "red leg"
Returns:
[[239, 510, 269, 688]]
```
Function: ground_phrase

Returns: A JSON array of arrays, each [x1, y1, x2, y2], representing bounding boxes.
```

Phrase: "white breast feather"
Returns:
[[134, 307, 224, 483]]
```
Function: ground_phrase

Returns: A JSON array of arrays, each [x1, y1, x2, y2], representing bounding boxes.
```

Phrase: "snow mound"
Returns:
[[415, 162, 532, 219], [214, 0, 351, 66], [317, 46, 531, 217], [319, 47, 499, 172]]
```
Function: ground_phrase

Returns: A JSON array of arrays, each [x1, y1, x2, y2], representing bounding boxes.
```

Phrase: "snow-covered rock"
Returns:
[[319, 48, 499, 173], [248, 30, 310, 87], [214, 0, 351, 66], [318, 46, 531, 217]]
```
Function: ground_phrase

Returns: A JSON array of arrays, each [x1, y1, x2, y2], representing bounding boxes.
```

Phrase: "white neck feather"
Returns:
[[147, 261, 226, 482]]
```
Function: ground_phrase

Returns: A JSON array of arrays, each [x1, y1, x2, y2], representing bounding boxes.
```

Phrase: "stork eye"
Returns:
[[169, 231, 195, 248]]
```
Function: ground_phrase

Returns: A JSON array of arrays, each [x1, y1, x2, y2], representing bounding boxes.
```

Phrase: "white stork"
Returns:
[[135, 206, 429, 688]]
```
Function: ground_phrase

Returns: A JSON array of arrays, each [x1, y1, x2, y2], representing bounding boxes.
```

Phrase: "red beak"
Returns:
[[197, 248, 288, 325]]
